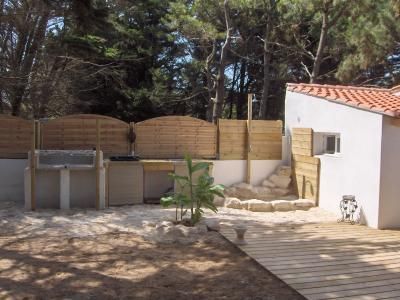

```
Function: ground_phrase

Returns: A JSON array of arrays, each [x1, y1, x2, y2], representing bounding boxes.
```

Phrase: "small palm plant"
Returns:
[[160, 154, 224, 225]]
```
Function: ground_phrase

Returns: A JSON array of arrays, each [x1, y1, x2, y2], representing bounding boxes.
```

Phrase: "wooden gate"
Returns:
[[291, 128, 320, 203]]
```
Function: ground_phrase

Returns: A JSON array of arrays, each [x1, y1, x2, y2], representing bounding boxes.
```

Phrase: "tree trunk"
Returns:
[[205, 40, 216, 122], [258, 20, 272, 119], [310, 10, 328, 83], [37, 56, 67, 118], [0, 90, 3, 113], [237, 60, 246, 119], [212, 0, 232, 124], [11, 10, 50, 116], [228, 62, 238, 119]]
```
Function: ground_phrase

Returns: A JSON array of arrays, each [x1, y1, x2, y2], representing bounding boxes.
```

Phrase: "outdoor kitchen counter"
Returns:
[[138, 159, 214, 171], [104, 159, 214, 206]]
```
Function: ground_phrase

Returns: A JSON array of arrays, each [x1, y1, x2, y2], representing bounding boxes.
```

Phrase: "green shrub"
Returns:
[[160, 154, 224, 225]]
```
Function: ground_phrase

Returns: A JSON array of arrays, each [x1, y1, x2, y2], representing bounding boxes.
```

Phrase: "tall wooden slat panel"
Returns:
[[291, 127, 320, 203], [291, 128, 313, 156], [218, 119, 282, 160], [292, 154, 320, 202], [218, 119, 247, 159], [135, 116, 217, 159], [41, 114, 131, 155], [0, 115, 34, 158]]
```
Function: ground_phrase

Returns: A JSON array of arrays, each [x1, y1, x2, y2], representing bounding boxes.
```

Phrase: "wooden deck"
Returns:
[[220, 222, 400, 300]]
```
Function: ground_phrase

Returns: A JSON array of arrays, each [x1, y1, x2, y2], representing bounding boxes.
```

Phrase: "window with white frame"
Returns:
[[323, 134, 340, 154], [313, 132, 341, 155]]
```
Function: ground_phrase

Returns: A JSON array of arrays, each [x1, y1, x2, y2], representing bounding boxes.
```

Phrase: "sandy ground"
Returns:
[[0, 202, 337, 299], [0, 202, 338, 239]]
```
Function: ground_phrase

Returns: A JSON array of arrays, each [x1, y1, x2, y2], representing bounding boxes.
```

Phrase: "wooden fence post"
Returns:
[[246, 94, 253, 184], [95, 119, 101, 210], [129, 122, 135, 155], [30, 120, 36, 211]]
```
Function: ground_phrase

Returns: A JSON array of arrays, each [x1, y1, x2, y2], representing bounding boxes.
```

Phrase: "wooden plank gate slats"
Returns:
[[40, 114, 131, 155], [220, 222, 400, 300], [292, 127, 313, 156], [291, 128, 320, 203], [134, 116, 217, 159], [0, 115, 34, 158], [218, 119, 282, 160]]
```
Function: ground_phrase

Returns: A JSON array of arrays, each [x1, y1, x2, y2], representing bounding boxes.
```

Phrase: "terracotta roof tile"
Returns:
[[287, 83, 400, 118]]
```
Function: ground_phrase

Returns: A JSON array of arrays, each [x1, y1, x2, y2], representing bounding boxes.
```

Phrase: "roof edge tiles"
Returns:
[[287, 83, 400, 119], [391, 85, 400, 95]]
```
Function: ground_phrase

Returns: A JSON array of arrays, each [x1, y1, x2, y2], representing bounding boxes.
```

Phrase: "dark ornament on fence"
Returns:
[[338, 195, 358, 224]]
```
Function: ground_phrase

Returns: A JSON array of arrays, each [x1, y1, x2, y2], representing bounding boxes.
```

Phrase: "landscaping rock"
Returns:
[[142, 221, 156, 228], [251, 186, 272, 199], [213, 196, 225, 207], [150, 219, 212, 244], [271, 200, 294, 211], [175, 224, 192, 237], [240, 200, 250, 210], [280, 195, 299, 200], [165, 225, 185, 238], [233, 183, 254, 199], [246, 199, 273, 212], [195, 223, 208, 234], [156, 220, 173, 230], [203, 218, 220, 232], [272, 188, 290, 196], [293, 199, 315, 210], [262, 179, 276, 188], [224, 187, 237, 197], [269, 174, 291, 189], [277, 166, 292, 177], [234, 182, 253, 190], [225, 197, 242, 209]]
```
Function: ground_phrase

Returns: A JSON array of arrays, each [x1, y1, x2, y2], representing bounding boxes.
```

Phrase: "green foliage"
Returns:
[[1, 0, 399, 118], [160, 154, 224, 225]]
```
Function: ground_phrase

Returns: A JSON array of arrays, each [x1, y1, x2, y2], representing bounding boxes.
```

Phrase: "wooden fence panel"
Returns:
[[134, 116, 217, 159], [291, 127, 320, 203], [218, 119, 282, 160], [291, 127, 313, 156], [292, 155, 320, 202], [41, 114, 131, 155], [0, 115, 34, 158], [218, 120, 247, 159]]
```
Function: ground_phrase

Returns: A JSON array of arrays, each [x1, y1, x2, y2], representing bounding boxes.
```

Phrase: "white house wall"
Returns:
[[379, 116, 400, 228], [0, 159, 27, 203], [212, 136, 288, 187], [285, 91, 383, 228], [212, 160, 282, 187]]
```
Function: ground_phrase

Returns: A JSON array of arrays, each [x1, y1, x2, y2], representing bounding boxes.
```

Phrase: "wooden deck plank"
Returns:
[[286, 268, 400, 285], [301, 278, 400, 295], [220, 222, 400, 300], [277, 262, 400, 278], [229, 239, 400, 253], [222, 229, 399, 238], [293, 272, 400, 289], [306, 284, 400, 300], [242, 247, 400, 261], [335, 290, 400, 300], [266, 254, 400, 270]]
